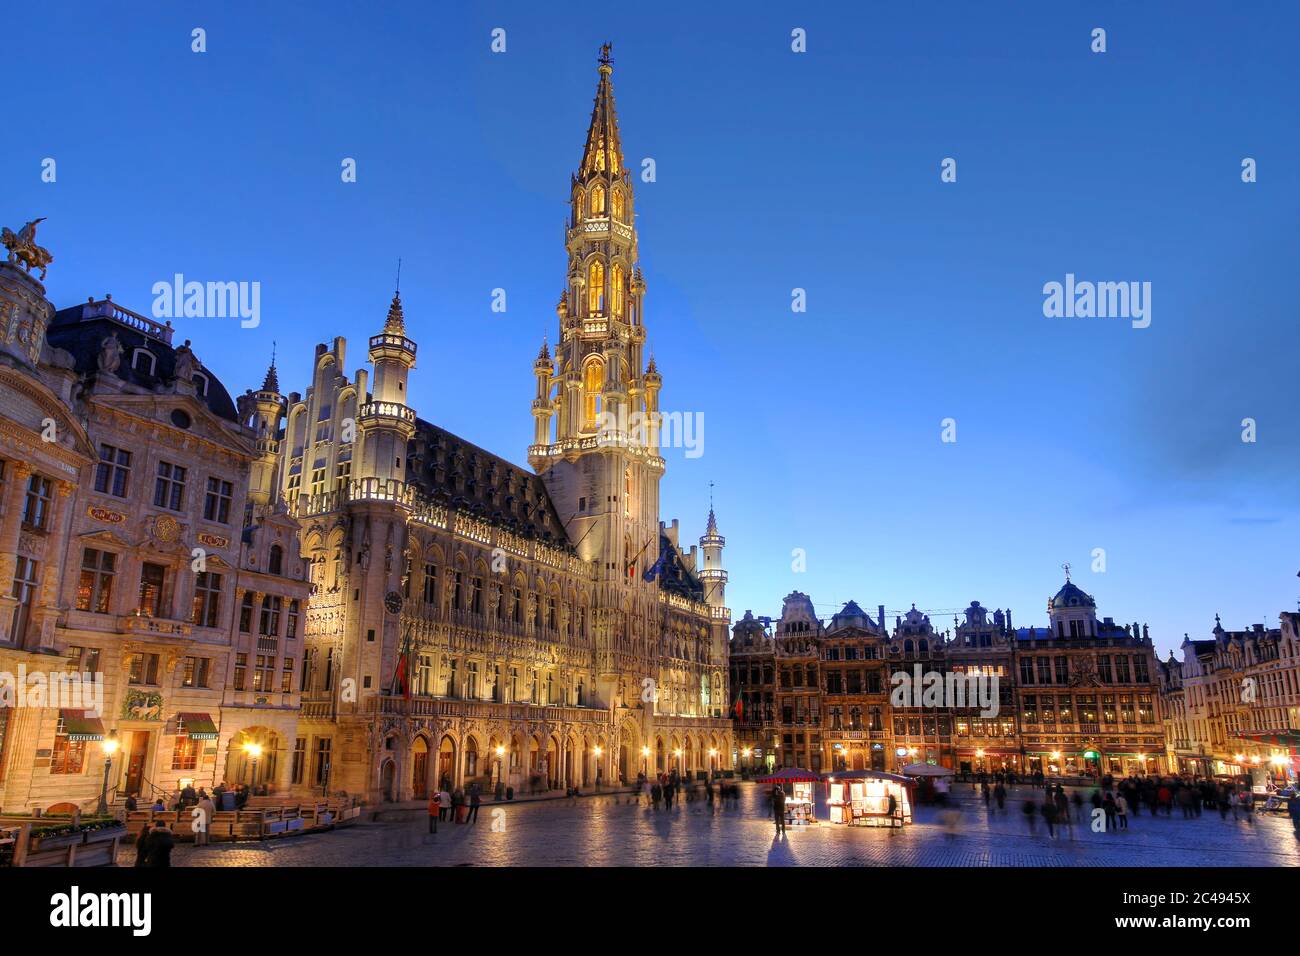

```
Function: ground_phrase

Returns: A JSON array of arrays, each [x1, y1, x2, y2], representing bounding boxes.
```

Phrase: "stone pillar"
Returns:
[[0, 462, 32, 588], [30, 479, 74, 649]]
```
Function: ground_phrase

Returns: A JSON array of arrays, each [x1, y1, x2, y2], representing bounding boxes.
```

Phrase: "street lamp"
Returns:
[[494, 744, 506, 793], [641, 746, 650, 776], [96, 732, 120, 816], [243, 741, 263, 794]]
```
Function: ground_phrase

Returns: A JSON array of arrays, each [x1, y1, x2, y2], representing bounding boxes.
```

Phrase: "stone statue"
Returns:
[[97, 332, 123, 374], [1, 218, 53, 280], [173, 339, 196, 382]]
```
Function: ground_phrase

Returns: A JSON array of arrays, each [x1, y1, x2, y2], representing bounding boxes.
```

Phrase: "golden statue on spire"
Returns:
[[598, 42, 613, 66]]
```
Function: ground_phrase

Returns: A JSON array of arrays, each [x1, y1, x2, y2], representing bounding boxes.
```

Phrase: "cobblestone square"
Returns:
[[140, 783, 1300, 867]]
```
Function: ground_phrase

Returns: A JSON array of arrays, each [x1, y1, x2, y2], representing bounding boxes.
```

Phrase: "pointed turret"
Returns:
[[579, 43, 625, 179], [248, 346, 287, 507], [383, 291, 405, 335], [698, 492, 727, 610]]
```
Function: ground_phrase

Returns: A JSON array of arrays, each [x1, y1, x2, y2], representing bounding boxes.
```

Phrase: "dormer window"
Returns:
[[131, 349, 156, 376], [192, 372, 209, 396]]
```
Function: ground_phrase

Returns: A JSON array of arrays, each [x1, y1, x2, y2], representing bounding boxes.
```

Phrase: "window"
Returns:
[[253, 655, 275, 692], [181, 656, 211, 688], [286, 599, 300, 640], [611, 188, 624, 220], [292, 738, 307, 785], [94, 445, 131, 497], [131, 349, 156, 375], [259, 595, 282, 636], [1055, 656, 1069, 685], [587, 259, 605, 314], [233, 654, 247, 691], [51, 719, 86, 775], [153, 461, 186, 511], [22, 474, 52, 530], [281, 658, 294, 693], [467, 661, 479, 699], [203, 477, 233, 523], [137, 563, 166, 617], [191, 571, 222, 628], [1019, 658, 1034, 685], [268, 544, 284, 576], [8, 557, 39, 644], [309, 467, 326, 497], [312, 737, 332, 786], [591, 184, 606, 216], [172, 734, 199, 771], [1036, 657, 1051, 683], [422, 564, 437, 604], [128, 653, 160, 685], [239, 592, 254, 632], [611, 262, 625, 317], [77, 549, 117, 613]]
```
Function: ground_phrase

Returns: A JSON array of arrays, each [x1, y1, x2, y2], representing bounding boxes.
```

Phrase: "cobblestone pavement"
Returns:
[[138, 784, 1300, 867]]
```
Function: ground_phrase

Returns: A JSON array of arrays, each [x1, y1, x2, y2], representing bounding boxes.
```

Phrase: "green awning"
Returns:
[[177, 712, 219, 740], [60, 710, 105, 742]]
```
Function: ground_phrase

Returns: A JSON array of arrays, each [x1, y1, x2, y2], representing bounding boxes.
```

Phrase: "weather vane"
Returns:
[[1061, 562, 1071, 581], [599, 42, 613, 66]]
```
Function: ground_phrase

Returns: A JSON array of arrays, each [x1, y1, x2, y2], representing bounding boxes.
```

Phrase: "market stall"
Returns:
[[755, 768, 821, 827], [822, 770, 912, 827]]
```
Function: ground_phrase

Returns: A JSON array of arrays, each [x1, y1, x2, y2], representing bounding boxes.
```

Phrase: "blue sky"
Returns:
[[7, 1, 1299, 656]]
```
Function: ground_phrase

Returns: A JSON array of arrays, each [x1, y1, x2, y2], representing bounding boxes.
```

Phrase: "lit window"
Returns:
[[587, 259, 605, 313], [583, 360, 604, 429]]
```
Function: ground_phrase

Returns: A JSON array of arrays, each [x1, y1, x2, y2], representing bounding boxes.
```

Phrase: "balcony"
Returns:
[[357, 401, 416, 428]]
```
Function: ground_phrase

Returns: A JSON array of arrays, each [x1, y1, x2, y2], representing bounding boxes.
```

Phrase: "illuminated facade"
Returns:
[[283, 49, 733, 802]]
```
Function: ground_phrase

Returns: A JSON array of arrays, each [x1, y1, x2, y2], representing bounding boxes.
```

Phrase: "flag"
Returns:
[[732, 693, 744, 721], [642, 536, 668, 582], [392, 629, 413, 700]]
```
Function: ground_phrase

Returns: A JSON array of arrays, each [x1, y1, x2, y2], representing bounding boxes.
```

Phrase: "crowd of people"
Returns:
[[635, 770, 740, 812]]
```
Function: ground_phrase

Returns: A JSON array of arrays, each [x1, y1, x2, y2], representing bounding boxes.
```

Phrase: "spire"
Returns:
[[579, 43, 624, 178], [706, 480, 719, 534], [384, 291, 405, 335], [646, 352, 658, 375], [537, 338, 551, 362], [261, 341, 279, 393]]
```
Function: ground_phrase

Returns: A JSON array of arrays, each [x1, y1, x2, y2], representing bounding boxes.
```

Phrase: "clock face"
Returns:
[[384, 591, 403, 614]]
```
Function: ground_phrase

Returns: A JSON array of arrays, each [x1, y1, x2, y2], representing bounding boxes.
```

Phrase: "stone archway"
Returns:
[[225, 727, 282, 791], [411, 736, 430, 799], [379, 759, 397, 802], [437, 735, 456, 790]]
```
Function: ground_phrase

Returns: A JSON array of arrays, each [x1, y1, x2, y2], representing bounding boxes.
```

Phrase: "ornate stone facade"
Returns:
[[281, 51, 733, 803], [0, 270, 310, 813]]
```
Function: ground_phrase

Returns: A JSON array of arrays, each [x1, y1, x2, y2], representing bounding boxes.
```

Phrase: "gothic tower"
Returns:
[[529, 45, 661, 584], [247, 354, 286, 508], [359, 292, 417, 485]]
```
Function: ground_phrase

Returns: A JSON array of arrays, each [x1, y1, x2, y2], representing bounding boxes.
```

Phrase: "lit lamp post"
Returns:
[[674, 748, 682, 777], [495, 745, 505, 795], [96, 732, 120, 816], [708, 748, 718, 779], [592, 745, 602, 789], [641, 746, 650, 777], [243, 741, 263, 794]]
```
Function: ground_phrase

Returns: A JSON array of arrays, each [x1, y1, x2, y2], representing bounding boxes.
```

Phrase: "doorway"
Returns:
[[123, 731, 151, 797]]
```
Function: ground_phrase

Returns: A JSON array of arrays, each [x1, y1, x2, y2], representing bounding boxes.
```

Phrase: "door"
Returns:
[[124, 731, 150, 796], [412, 751, 428, 798]]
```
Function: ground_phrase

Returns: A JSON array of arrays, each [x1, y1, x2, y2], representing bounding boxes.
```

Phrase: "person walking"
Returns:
[[468, 787, 482, 824], [1102, 791, 1117, 832], [438, 787, 452, 822], [1115, 791, 1129, 830], [194, 792, 216, 847], [1042, 798, 1058, 839], [134, 823, 154, 867], [651, 782, 662, 809], [145, 821, 175, 867], [772, 785, 787, 835], [427, 793, 439, 834], [1021, 799, 1037, 835], [993, 781, 1006, 812]]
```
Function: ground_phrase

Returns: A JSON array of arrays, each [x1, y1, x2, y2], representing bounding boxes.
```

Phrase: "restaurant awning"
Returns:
[[177, 712, 219, 740], [822, 770, 912, 784], [59, 710, 105, 742], [1235, 730, 1300, 751]]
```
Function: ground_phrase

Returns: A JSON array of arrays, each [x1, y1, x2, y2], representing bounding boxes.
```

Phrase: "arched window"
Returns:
[[587, 259, 605, 314], [610, 263, 624, 317], [268, 544, 284, 576], [574, 191, 584, 221], [611, 189, 624, 221], [583, 360, 604, 430], [591, 184, 606, 216]]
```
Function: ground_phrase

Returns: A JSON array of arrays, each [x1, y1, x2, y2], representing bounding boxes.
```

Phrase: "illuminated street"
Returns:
[[135, 784, 1300, 867]]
